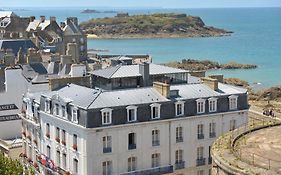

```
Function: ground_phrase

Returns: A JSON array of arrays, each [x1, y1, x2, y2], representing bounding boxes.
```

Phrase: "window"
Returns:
[[103, 136, 112, 153], [128, 157, 137, 172], [62, 130, 66, 145], [176, 127, 183, 142], [209, 122, 216, 138], [56, 151, 60, 166], [196, 99, 206, 114], [55, 103, 59, 116], [56, 127, 60, 142], [73, 134, 78, 151], [175, 101, 184, 116], [197, 170, 204, 175], [62, 153, 67, 169], [230, 119, 236, 131], [175, 149, 183, 163], [72, 108, 78, 123], [208, 98, 217, 112], [45, 99, 51, 113], [152, 129, 160, 146], [197, 124, 204, 139], [197, 147, 204, 159], [46, 123, 50, 138], [61, 105, 66, 118], [151, 153, 160, 168], [102, 161, 112, 175], [126, 106, 137, 122], [73, 158, 78, 174], [150, 104, 161, 119], [229, 95, 238, 110], [47, 145, 51, 158], [101, 108, 112, 125], [128, 133, 136, 150]]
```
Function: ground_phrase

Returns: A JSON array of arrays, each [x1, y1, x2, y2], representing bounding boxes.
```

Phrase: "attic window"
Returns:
[[72, 107, 78, 124], [101, 108, 112, 125]]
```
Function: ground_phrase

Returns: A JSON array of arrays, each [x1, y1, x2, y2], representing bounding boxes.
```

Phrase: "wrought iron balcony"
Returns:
[[197, 133, 204, 140], [152, 140, 160, 146], [103, 147, 112, 153], [196, 158, 206, 166], [120, 165, 173, 175], [175, 161, 185, 170], [176, 137, 183, 143], [209, 132, 216, 138], [128, 144, 136, 150]]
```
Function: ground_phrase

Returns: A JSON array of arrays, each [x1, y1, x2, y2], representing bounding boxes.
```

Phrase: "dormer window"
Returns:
[[45, 99, 51, 113], [196, 99, 206, 114], [61, 105, 66, 118], [55, 103, 59, 116], [208, 98, 217, 113], [72, 107, 78, 123], [229, 95, 238, 110], [175, 101, 185, 116], [101, 108, 112, 125], [126, 106, 137, 122], [150, 103, 161, 119]]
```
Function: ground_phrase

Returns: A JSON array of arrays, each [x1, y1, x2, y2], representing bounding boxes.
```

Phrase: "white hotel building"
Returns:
[[21, 64, 249, 175]]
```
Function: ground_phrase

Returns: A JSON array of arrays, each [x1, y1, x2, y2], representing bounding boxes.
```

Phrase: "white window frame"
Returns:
[[128, 156, 137, 172], [101, 108, 113, 125], [61, 105, 66, 118], [72, 107, 78, 124], [175, 101, 185, 116], [126, 106, 138, 122], [208, 97, 217, 112], [197, 146, 204, 159], [103, 136, 112, 149], [150, 103, 161, 119], [228, 95, 238, 110], [102, 161, 112, 175], [45, 98, 51, 113], [175, 149, 183, 163], [151, 153, 160, 168], [54, 103, 60, 116], [196, 99, 206, 114]]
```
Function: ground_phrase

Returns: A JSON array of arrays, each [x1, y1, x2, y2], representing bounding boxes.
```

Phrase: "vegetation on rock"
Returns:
[[80, 13, 232, 38]]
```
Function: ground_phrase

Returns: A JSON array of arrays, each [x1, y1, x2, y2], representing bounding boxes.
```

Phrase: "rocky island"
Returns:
[[80, 13, 233, 39], [164, 59, 257, 71], [81, 9, 118, 14]]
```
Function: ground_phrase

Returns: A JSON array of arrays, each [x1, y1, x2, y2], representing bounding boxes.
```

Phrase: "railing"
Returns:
[[197, 134, 204, 140], [196, 158, 206, 166], [120, 165, 173, 175], [103, 147, 112, 153], [128, 144, 136, 150], [176, 137, 183, 143], [209, 132, 216, 138], [175, 161, 185, 170], [152, 140, 160, 146]]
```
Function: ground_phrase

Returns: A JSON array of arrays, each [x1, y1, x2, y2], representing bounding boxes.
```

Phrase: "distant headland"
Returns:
[[79, 13, 233, 39], [81, 9, 118, 14]]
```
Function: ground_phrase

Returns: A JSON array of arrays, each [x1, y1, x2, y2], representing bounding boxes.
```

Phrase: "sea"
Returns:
[[4, 7, 281, 89]]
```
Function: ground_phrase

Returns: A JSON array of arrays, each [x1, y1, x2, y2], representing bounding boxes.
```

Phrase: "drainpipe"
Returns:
[[169, 120, 171, 166]]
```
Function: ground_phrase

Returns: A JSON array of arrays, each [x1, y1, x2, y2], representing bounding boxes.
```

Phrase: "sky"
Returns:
[[1, 0, 281, 8]]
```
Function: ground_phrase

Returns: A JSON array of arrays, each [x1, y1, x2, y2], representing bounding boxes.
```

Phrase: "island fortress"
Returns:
[[21, 63, 249, 175]]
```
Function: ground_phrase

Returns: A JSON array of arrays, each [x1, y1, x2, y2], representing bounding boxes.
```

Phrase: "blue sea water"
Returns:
[[6, 7, 281, 88]]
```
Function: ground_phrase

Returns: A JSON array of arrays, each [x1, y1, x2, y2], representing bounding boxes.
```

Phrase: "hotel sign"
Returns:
[[0, 104, 18, 111], [0, 114, 20, 122]]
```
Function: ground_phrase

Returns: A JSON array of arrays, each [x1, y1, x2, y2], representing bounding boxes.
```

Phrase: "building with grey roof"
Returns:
[[21, 77, 249, 175]]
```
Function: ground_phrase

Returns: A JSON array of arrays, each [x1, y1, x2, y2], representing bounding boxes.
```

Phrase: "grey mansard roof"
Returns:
[[91, 63, 189, 79], [41, 82, 247, 110]]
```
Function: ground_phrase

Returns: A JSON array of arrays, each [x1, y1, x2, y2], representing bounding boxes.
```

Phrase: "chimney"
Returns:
[[50, 16, 56, 22], [30, 16, 35, 22], [208, 74, 224, 83], [60, 22, 66, 29], [153, 82, 170, 98], [201, 77, 219, 91], [40, 16, 46, 23], [66, 17, 78, 26], [139, 62, 149, 87]]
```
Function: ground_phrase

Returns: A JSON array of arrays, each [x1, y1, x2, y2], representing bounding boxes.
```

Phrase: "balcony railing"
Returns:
[[208, 157, 212, 164], [175, 161, 185, 170], [103, 147, 112, 153], [209, 132, 216, 138], [120, 165, 173, 175], [176, 137, 183, 143], [128, 144, 136, 150], [152, 140, 160, 146], [196, 158, 206, 166], [197, 134, 204, 140]]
